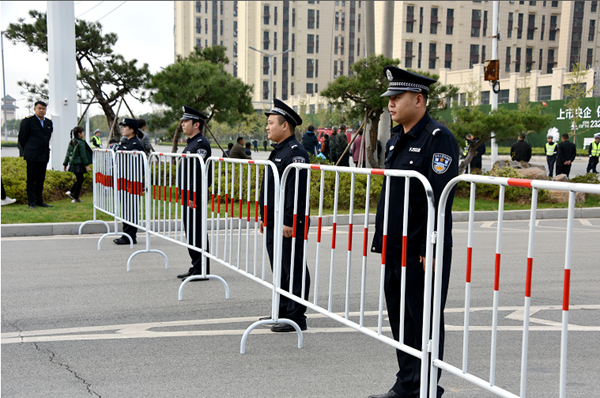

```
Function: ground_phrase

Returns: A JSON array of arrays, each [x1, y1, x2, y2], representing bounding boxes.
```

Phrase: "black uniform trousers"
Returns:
[[26, 160, 48, 205], [266, 226, 311, 328], [556, 163, 572, 178], [586, 157, 599, 174], [385, 246, 452, 398], [182, 205, 210, 275], [547, 155, 557, 178]]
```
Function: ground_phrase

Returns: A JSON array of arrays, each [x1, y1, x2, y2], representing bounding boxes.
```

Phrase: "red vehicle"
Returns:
[[315, 127, 333, 145]]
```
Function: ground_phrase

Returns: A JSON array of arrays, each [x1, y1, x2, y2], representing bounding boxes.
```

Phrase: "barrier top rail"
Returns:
[[278, 163, 437, 396], [431, 174, 600, 398]]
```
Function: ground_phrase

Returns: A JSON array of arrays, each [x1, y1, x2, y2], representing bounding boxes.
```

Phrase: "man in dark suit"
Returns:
[[18, 101, 53, 209], [556, 133, 577, 178]]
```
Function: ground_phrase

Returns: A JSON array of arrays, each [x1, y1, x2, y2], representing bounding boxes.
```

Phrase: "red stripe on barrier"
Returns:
[[249, 160, 255, 164], [332, 223, 337, 249], [348, 223, 353, 250], [224, 194, 228, 213], [507, 178, 533, 188], [466, 247, 473, 283], [239, 199, 242, 219], [292, 214, 297, 238], [494, 253, 501, 291], [247, 201, 250, 221], [304, 215, 309, 239], [263, 205, 267, 226], [158, 185, 161, 200], [317, 217, 322, 243], [217, 194, 221, 213], [402, 235, 407, 268], [255, 201, 259, 222], [371, 169, 385, 175], [175, 188, 178, 204], [525, 257, 533, 297], [363, 227, 368, 256], [563, 269, 571, 311], [164, 186, 167, 201], [219, 157, 224, 161], [211, 194, 215, 211], [310, 164, 321, 170], [169, 187, 172, 203], [382, 235, 387, 265], [193, 191, 197, 209], [231, 198, 234, 216]]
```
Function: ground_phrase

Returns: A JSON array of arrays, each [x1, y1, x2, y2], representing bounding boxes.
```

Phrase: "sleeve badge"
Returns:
[[197, 148, 208, 159], [432, 153, 452, 174], [292, 156, 306, 163]]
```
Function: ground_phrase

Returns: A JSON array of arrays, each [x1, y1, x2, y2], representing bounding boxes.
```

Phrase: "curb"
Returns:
[[2, 207, 599, 238]]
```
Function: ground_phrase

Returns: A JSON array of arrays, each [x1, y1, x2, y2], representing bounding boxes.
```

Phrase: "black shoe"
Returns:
[[37, 202, 53, 208], [177, 271, 193, 279], [29, 203, 37, 209], [368, 390, 403, 398], [258, 316, 271, 321], [113, 237, 136, 245], [183, 275, 209, 282], [270, 323, 307, 332]]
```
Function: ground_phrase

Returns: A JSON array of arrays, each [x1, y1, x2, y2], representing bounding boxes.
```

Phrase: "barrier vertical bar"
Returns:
[[490, 184, 505, 386], [229, 163, 235, 265], [314, 168, 325, 306], [520, 186, 538, 397], [328, 172, 340, 312], [262, 165, 268, 281], [360, 173, 372, 328], [254, 163, 259, 277], [237, 163, 243, 270], [379, 176, 391, 335], [463, 181, 476, 373], [559, 191, 575, 398], [216, 161, 222, 255], [301, 167, 311, 300], [289, 168, 301, 295], [399, 177, 410, 344], [345, 173, 356, 320], [223, 161, 229, 261], [246, 163, 251, 273]]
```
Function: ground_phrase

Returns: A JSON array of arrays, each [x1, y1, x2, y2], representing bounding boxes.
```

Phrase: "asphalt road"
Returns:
[[2, 218, 599, 398]]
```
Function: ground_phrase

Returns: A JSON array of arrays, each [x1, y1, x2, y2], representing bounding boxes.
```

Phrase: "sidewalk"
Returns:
[[2, 207, 599, 237]]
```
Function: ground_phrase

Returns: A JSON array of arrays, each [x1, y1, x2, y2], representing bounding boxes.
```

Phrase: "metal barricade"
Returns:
[[112, 150, 168, 271], [430, 175, 600, 398], [80, 149, 116, 247], [145, 153, 228, 297], [269, 163, 437, 393]]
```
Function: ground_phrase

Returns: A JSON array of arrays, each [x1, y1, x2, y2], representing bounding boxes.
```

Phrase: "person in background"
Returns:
[[107, 138, 119, 151], [18, 100, 53, 209], [225, 142, 234, 157], [302, 125, 319, 156], [321, 134, 330, 160], [351, 130, 365, 167], [545, 134, 558, 178], [329, 126, 340, 164], [137, 118, 154, 155], [263, 138, 268, 152], [585, 133, 600, 174], [335, 124, 350, 166], [63, 126, 93, 203], [466, 134, 485, 172], [91, 129, 102, 149], [245, 142, 253, 158], [253, 138, 259, 152], [556, 133, 577, 178], [510, 133, 532, 163], [230, 136, 250, 159], [1, 180, 17, 206]]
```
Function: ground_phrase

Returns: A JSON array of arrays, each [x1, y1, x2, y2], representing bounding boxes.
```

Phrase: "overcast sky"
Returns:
[[1, 1, 174, 119]]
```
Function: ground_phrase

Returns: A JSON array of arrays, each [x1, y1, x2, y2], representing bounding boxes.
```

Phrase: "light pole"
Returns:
[[248, 46, 293, 106], [1, 30, 8, 141]]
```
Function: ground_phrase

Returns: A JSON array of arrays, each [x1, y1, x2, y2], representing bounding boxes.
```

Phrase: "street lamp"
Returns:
[[248, 46, 293, 106]]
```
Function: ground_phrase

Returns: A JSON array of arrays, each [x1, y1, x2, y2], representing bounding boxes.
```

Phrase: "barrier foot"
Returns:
[[97, 231, 127, 251], [240, 319, 303, 354], [178, 274, 230, 301], [79, 220, 110, 235], [127, 249, 169, 271]]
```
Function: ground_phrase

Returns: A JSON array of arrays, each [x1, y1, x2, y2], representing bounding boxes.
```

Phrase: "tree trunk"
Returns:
[[458, 141, 485, 174], [366, 110, 382, 168], [172, 123, 182, 153]]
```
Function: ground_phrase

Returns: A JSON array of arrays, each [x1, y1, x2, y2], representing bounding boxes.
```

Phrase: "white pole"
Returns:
[[490, 1, 499, 167], [85, 107, 90, 144], [1, 31, 8, 142], [47, 1, 78, 171]]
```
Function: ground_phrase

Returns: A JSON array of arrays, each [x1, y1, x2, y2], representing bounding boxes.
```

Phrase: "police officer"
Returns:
[[370, 67, 459, 398], [18, 100, 54, 209], [91, 129, 102, 149], [259, 99, 311, 332], [113, 118, 145, 245], [545, 134, 558, 177], [176, 105, 212, 282], [586, 133, 600, 174]]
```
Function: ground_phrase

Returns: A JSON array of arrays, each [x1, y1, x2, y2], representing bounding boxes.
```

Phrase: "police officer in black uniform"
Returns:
[[113, 118, 145, 245], [18, 101, 54, 209], [176, 105, 212, 282], [369, 67, 459, 398], [259, 99, 311, 332]]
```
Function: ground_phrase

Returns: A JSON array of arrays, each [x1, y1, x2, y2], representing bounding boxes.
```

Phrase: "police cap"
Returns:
[[380, 66, 437, 97], [119, 118, 139, 130], [594, 133, 600, 139], [265, 98, 302, 127], [180, 105, 208, 122]]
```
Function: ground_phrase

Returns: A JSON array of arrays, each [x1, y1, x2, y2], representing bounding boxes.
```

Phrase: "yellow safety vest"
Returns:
[[91, 135, 101, 147], [591, 141, 600, 157], [463, 140, 469, 157], [545, 142, 557, 156]]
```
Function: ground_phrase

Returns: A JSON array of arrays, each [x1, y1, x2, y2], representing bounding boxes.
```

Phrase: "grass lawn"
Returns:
[[2, 192, 598, 225]]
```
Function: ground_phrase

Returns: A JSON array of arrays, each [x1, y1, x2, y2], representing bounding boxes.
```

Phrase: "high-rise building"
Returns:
[[175, 1, 599, 108], [175, 1, 366, 109]]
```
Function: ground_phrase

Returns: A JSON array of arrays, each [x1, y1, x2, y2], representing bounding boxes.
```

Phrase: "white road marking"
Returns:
[[3, 305, 599, 345]]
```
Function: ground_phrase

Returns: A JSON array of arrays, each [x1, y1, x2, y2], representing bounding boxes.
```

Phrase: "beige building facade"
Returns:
[[175, 1, 599, 110]]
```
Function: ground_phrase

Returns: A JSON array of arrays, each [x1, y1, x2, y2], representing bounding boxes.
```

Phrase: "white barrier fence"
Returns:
[[430, 175, 600, 398]]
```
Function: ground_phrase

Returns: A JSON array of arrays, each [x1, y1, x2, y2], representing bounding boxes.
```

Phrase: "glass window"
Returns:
[[481, 91, 490, 105], [499, 89, 510, 104], [308, 9, 315, 29], [537, 86, 552, 101], [264, 5, 270, 25], [307, 59, 314, 78]]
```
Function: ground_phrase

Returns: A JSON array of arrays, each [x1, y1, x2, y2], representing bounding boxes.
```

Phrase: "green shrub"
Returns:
[[1, 140, 19, 148], [1, 157, 93, 204], [569, 173, 600, 184]]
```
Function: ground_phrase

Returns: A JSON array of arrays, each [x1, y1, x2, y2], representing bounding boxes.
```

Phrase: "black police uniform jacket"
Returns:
[[179, 133, 212, 199], [371, 112, 459, 257], [260, 134, 310, 229], [18, 115, 53, 162]]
